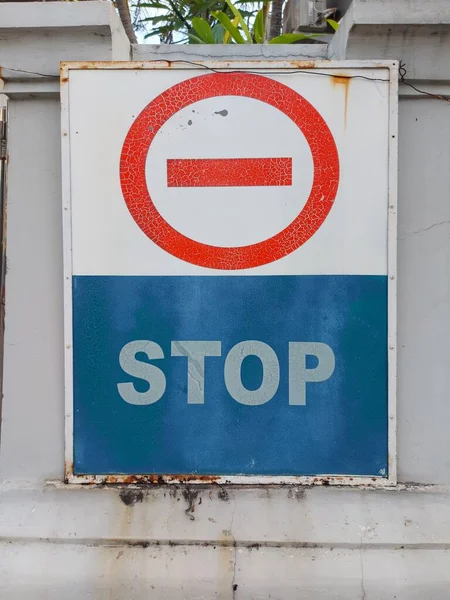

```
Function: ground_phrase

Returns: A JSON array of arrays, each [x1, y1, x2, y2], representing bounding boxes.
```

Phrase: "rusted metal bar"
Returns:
[[0, 104, 7, 444]]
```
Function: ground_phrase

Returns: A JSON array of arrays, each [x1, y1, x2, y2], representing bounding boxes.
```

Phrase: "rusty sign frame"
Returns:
[[61, 60, 398, 487]]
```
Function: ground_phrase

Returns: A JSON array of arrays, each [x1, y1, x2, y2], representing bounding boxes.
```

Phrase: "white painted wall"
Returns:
[[397, 99, 450, 483], [1, 98, 64, 481]]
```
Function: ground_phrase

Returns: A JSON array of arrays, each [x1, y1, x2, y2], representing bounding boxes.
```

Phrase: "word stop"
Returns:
[[118, 340, 335, 406]]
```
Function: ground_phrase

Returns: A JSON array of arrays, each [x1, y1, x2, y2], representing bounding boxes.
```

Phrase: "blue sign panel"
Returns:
[[73, 275, 388, 476]]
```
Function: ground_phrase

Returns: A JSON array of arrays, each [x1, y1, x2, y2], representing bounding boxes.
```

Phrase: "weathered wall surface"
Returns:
[[1, 1, 450, 597], [329, 0, 450, 485], [397, 99, 450, 483]]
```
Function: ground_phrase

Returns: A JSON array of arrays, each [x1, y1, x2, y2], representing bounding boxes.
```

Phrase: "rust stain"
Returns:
[[331, 75, 351, 128], [54, 61, 347, 73], [289, 61, 316, 69], [87, 473, 221, 485], [166, 474, 220, 483], [64, 460, 73, 483], [331, 74, 351, 81], [60, 63, 68, 82], [72, 473, 384, 487]]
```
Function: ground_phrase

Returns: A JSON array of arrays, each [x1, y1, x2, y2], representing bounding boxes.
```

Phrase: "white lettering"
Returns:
[[288, 342, 335, 405], [224, 341, 280, 406], [117, 340, 166, 405], [117, 340, 335, 406], [171, 341, 221, 404]]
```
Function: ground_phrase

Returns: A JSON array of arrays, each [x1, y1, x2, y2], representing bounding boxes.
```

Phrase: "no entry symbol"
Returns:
[[120, 72, 339, 270]]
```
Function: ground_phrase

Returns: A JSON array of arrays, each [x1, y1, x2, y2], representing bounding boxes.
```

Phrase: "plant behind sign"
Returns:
[[136, 0, 337, 44], [192, 0, 322, 44]]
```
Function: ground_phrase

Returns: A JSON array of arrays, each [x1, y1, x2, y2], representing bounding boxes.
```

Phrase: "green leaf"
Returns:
[[139, 15, 172, 23], [191, 16, 215, 43], [190, 0, 224, 16], [253, 7, 264, 43], [269, 32, 315, 43], [188, 32, 207, 43], [326, 18, 339, 31], [211, 11, 245, 43], [148, 25, 172, 34], [212, 22, 226, 43], [224, 14, 239, 43], [224, 0, 252, 43], [138, 1, 170, 7]]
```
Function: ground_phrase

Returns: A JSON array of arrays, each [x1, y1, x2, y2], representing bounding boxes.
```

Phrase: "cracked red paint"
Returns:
[[120, 72, 339, 270], [167, 157, 292, 188]]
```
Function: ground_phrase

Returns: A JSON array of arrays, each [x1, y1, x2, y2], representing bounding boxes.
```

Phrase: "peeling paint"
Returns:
[[120, 72, 339, 270], [167, 157, 292, 188]]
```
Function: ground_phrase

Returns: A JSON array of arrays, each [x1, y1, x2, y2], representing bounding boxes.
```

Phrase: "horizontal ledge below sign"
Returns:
[[0, 482, 448, 547]]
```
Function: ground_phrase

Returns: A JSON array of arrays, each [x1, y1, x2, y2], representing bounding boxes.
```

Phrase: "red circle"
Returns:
[[120, 73, 339, 270]]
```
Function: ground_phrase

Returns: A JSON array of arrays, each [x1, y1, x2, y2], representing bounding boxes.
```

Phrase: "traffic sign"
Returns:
[[62, 61, 397, 484], [120, 72, 339, 270]]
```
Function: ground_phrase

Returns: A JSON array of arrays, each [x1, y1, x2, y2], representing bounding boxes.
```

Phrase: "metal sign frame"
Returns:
[[61, 60, 398, 487]]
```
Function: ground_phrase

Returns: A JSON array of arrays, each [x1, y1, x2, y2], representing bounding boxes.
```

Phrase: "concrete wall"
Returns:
[[397, 99, 450, 483], [1, 1, 450, 597]]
